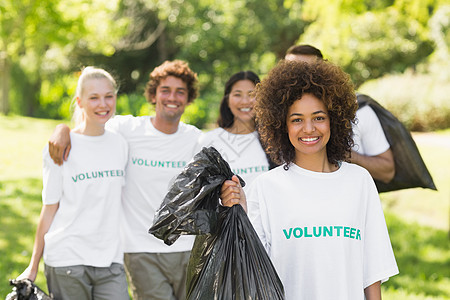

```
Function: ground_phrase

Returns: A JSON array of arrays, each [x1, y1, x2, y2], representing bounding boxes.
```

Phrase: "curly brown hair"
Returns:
[[144, 60, 198, 104], [255, 59, 357, 168]]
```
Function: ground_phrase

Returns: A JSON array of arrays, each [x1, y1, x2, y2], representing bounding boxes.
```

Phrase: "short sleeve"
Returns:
[[41, 146, 63, 205], [353, 106, 390, 156], [362, 176, 399, 287], [105, 115, 135, 136]]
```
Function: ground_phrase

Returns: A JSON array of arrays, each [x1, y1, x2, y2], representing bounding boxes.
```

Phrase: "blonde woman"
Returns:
[[18, 67, 129, 300]]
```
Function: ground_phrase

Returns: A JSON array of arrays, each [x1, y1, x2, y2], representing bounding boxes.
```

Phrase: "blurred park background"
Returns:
[[1, 0, 449, 299]]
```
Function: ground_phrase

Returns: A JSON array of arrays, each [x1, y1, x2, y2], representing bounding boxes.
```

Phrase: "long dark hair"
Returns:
[[217, 71, 260, 128]]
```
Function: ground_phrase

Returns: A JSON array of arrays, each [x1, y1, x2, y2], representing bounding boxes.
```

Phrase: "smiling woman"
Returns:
[[286, 93, 332, 172], [72, 67, 118, 136], [198, 71, 272, 188], [15, 67, 130, 300]]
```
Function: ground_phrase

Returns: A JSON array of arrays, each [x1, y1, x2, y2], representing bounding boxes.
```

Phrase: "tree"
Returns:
[[0, 0, 77, 115], [0, 0, 130, 117], [297, 0, 439, 87], [76, 0, 308, 127]]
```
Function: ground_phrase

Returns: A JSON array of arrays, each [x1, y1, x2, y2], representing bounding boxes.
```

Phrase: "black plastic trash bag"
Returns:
[[186, 204, 285, 300], [357, 93, 437, 193], [149, 146, 241, 245], [149, 147, 285, 300], [5, 279, 52, 300]]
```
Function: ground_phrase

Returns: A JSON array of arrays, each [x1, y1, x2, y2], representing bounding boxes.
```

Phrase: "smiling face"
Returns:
[[228, 79, 256, 126], [286, 93, 330, 165], [77, 77, 116, 128], [152, 75, 189, 123]]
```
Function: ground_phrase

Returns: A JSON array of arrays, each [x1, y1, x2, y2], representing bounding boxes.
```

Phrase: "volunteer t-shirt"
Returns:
[[107, 115, 202, 253], [247, 162, 399, 299], [198, 127, 269, 187], [43, 130, 128, 267]]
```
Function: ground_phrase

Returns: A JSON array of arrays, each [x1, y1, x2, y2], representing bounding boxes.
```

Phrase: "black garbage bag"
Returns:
[[357, 93, 437, 193], [5, 279, 52, 300], [149, 147, 285, 300]]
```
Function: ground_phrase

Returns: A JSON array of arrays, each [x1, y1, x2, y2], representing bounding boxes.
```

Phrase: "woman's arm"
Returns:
[[17, 203, 59, 281], [48, 124, 71, 165], [364, 281, 381, 300]]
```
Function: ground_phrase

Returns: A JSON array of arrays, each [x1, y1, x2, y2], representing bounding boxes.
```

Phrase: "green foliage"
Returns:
[[106, 0, 306, 127], [427, 4, 450, 81], [116, 93, 149, 117], [181, 96, 210, 129], [359, 71, 450, 131], [0, 0, 131, 116], [36, 74, 78, 120], [1, 0, 449, 128], [300, 1, 435, 87], [0, 0, 87, 116]]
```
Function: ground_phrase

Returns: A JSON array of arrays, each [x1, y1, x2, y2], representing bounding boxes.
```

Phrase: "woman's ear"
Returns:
[[76, 97, 82, 108]]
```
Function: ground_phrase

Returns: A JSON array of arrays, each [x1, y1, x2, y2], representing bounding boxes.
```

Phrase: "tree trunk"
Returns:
[[157, 29, 168, 62], [26, 78, 41, 117], [0, 53, 10, 115]]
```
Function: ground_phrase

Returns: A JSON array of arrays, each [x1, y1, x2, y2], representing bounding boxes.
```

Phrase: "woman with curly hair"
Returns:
[[221, 60, 398, 300]]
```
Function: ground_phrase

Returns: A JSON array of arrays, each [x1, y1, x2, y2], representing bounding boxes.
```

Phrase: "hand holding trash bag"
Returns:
[[149, 147, 284, 300], [221, 175, 247, 211], [6, 279, 53, 300]]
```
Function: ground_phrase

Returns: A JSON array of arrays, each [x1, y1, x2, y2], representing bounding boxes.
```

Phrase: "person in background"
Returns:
[[221, 59, 398, 300], [47, 60, 202, 300], [17, 67, 129, 300], [285, 44, 395, 184], [198, 71, 271, 187], [285, 44, 324, 64]]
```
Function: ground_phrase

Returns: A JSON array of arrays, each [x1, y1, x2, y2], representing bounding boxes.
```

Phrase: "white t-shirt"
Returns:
[[247, 162, 398, 300], [43, 131, 128, 268], [107, 115, 202, 253], [353, 106, 390, 156], [198, 127, 269, 188]]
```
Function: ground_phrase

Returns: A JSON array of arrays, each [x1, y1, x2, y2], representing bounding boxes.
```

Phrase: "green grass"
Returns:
[[0, 115, 70, 181], [1, 115, 449, 299]]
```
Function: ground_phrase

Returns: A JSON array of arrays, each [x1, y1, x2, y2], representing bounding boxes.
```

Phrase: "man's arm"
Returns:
[[349, 148, 395, 183], [48, 124, 71, 165]]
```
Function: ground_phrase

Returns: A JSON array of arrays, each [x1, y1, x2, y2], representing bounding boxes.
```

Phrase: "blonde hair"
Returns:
[[72, 67, 118, 126]]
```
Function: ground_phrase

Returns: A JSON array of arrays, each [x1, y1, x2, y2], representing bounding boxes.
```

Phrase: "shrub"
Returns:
[[358, 72, 450, 131]]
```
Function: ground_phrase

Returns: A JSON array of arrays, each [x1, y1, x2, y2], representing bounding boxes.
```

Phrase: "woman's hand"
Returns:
[[220, 175, 247, 213], [16, 265, 37, 282]]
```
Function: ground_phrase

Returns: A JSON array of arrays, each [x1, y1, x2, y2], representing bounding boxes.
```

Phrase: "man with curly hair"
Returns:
[[285, 44, 395, 184], [221, 60, 398, 299], [47, 60, 202, 300]]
